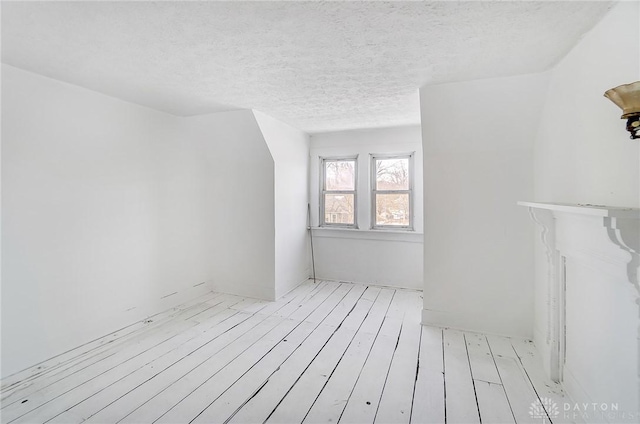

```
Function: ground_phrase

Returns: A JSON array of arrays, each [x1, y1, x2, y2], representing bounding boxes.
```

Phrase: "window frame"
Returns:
[[320, 155, 359, 228], [370, 152, 414, 231]]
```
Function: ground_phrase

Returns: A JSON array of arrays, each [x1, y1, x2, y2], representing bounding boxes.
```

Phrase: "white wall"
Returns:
[[531, 2, 640, 411], [309, 126, 423, 289], [184, 111, 276, 301], [2, 65, 213, 376], [534, 2, 639, 209], [253, 110, 311, 299], [1, 65, 304, 377], [420, 73, 549, 337]]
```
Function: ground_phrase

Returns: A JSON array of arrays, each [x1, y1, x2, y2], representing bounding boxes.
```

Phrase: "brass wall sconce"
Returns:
[[604, 81, 640, 139]]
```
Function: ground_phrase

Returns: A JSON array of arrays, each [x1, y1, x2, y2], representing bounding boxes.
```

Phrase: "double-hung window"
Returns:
[[320, 157, 357, 227], [371, 153, 413, 230]]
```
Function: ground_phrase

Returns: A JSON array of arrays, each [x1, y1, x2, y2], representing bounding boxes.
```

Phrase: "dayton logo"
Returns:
[[529, 397, 560, 422]]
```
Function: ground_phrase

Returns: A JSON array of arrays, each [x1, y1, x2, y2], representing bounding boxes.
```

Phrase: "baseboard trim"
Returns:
[[421, 308, 531, 339]]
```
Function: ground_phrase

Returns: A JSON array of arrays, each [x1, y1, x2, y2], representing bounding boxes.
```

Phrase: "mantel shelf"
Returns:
[[518, 201, 640, 219]]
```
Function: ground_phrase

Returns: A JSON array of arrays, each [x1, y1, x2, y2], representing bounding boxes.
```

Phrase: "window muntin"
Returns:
[[371, 154, 413, 230], [321, 157, 357, 227]]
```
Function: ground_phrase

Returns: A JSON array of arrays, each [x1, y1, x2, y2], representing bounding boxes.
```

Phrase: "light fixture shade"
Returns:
[[604, 81, 640, 118]]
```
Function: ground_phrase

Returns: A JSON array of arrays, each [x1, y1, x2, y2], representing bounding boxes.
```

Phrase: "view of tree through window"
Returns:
[[373, 156, 411, 227], [322, 159, 356, 226]]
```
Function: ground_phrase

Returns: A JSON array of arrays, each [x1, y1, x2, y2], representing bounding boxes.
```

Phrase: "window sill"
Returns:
[[310, 227, 423, 243]]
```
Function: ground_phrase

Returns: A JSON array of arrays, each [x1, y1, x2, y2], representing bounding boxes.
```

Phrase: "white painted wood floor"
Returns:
[[1, 280, 570, 424]]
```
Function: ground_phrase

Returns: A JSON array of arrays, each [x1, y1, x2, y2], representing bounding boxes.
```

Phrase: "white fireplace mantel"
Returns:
[[519, 201, 640, 414], [519, 201, 639, 286]]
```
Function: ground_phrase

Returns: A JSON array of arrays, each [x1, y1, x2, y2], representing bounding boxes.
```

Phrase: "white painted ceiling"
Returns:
[[2, 1, 612, 133]]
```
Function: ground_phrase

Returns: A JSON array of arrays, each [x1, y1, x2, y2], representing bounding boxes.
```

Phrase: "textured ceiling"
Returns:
[[2, 1, 612, 133]]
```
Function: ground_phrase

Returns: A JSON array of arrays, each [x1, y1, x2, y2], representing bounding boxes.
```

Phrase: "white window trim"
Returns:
[[370, 152, 414, 231], [320, 155, 359, 228], [310, 226, 423, 243]]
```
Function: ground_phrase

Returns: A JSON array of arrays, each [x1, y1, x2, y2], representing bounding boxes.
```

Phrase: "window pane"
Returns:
[[324, 193, 355, 225], [375, 193, 409, 226], [376, 158, 409, 190], [325, 160, 355, 191]]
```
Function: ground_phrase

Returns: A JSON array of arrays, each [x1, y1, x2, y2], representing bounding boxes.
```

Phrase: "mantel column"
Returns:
[[527, 207, 562, 382]]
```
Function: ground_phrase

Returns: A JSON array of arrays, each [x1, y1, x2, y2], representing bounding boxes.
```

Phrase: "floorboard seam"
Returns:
[[463, 333, 482, 424]]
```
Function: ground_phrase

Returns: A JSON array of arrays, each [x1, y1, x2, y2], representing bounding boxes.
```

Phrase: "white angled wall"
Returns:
[[534, 2, 639, 209], [419, 2, 639, 410], [420, 73, 548, 337], [309, 126, 423, 289], [253, 110, 311, 299]]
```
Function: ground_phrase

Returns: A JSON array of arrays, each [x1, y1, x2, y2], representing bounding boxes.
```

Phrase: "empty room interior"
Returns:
[[1, 1, 639, 423]]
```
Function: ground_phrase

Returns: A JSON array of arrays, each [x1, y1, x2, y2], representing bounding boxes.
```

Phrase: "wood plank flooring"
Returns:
[[1, 280, 570, 423]]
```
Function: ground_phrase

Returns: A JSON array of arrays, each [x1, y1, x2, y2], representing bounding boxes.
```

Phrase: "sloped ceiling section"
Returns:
[[1, 1, 612, 133]]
